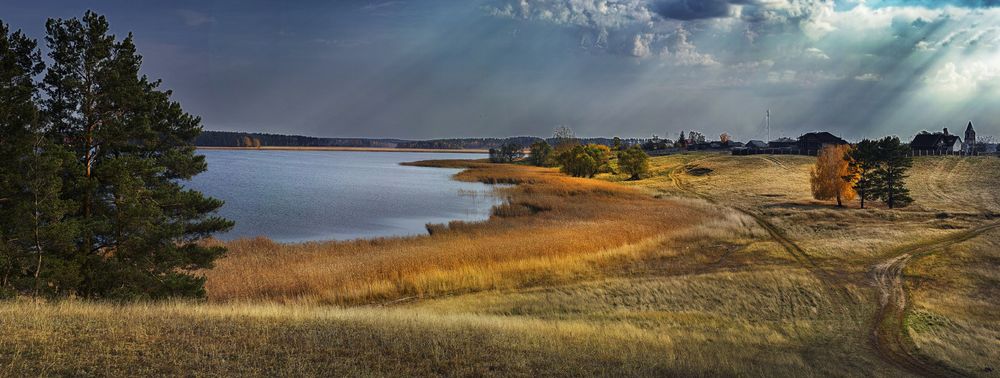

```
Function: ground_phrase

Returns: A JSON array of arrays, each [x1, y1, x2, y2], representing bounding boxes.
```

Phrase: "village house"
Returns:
[[768, 137, 797, 149], [797, 132, 849, 155], [910, 127, 963, 154], [735, 131, 847, 156]]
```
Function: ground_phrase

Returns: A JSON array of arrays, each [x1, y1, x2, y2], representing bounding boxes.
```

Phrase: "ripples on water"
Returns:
[[186, 150, 503, 243]]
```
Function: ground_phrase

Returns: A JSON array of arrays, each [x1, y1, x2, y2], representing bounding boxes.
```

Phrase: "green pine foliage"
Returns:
[[870, 136, 913, 209], [845, 139, 879, 209], [0, 13, 232, 300], [844, 137, 913, 209], [0, 21, 77, 298]]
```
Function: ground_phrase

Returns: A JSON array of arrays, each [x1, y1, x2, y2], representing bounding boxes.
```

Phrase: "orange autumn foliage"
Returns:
[[810, 144, 857, 207]]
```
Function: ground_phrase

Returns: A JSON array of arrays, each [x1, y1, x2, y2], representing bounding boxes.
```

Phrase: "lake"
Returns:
[[186, 150, 501, 243]]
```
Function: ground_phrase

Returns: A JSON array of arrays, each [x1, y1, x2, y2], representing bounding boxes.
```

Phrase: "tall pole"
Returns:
[[766, 109, 770, 142]]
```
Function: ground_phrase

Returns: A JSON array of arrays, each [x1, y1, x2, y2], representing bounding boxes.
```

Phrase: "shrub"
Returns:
[[618, 146, 650, 180], [557, 144, 612, 178], [528, 140, 554, 166], [489, 142, 525, 163]]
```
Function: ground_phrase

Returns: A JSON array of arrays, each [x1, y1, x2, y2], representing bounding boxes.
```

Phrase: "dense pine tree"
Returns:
[[0, 21, 80, 298], [845, 139, 879, 209], [844, 137, 913, 209], [19, 11, 234, 299], [1, 21, 42, 296], [871, 136, 913, 209]]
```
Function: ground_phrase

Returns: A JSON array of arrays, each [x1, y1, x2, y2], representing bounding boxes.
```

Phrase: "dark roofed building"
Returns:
[[768, 137, 797, 149], [797, 132, 848, 155], [910, 128, 962, 153]]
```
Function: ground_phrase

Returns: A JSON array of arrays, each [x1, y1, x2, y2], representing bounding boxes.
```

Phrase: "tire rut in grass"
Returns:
[[869, 221, 1000, 378]]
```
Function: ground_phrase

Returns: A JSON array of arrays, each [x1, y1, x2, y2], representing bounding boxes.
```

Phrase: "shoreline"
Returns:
[[195, 157, 495, 244], [197, 146, 489, 153]]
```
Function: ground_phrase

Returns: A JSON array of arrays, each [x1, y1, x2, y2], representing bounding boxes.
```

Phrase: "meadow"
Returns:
[[2, 154, 998, 376]]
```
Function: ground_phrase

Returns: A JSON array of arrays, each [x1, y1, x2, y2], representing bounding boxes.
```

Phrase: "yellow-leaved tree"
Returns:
[[811, 144, 857, 207]]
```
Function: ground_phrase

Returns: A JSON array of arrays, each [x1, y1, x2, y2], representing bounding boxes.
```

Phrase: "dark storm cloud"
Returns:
[[3, 0, 999, 139], [867, 0, 1000, 8], [652, 0, 739, 20]]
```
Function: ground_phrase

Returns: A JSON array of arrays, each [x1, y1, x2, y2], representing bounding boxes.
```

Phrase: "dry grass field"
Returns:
[[2, 153, 998, 376]]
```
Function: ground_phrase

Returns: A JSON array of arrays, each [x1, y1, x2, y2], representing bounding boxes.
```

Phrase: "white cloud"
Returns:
[[661, 25, 719, 66], [732, 59, 775, 71], [854, 73, 881, 81], [489, 0, 654, 29], [804, 47, 830, 60], [925, 61, 1000, 92], [362, 1, 404, 12], [631, 33, 654, 57], [738, 0, 836, 36]]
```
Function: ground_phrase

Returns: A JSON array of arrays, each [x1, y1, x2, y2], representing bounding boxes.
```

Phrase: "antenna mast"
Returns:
[[766, 109, 771, 142]]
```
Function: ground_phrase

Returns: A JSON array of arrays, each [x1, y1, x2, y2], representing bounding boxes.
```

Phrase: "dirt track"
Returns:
[[667, 155, 996, 377], [869, 222, 1000, 377], [666, 158, 828, 278]]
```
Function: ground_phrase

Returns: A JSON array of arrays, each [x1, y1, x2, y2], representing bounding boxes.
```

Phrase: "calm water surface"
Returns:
[[187, 150, 501, 242]]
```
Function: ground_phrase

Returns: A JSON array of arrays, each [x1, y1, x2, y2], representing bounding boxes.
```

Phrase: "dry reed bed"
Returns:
[[205, 161, 762, 305]]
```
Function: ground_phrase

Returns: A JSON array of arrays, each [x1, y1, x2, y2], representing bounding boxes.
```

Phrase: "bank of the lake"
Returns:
[[186, 150, 500, 243], [198, 146, 489, 153]]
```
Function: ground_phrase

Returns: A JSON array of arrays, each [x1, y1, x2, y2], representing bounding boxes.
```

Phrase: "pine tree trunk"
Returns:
[[1, 251, 10, 289], [886, 167, 896, 209], [32, 193, 43, 298]]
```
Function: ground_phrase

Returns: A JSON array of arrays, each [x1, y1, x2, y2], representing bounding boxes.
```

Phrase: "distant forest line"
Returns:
[[195, 131, 620, 150]]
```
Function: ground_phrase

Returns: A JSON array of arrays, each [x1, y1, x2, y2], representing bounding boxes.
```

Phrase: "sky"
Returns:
[[2, 0, 999, 141]]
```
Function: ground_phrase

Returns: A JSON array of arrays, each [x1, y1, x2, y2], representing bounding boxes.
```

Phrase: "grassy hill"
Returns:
[[2, 154, 998, 376]]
